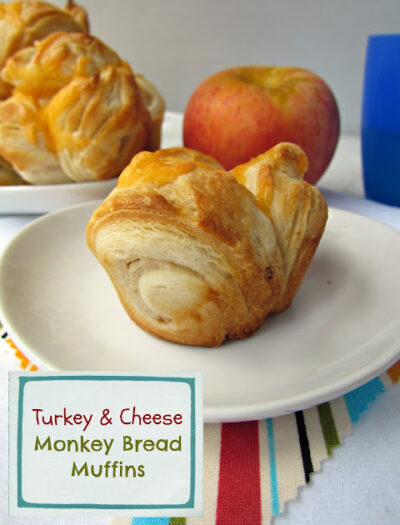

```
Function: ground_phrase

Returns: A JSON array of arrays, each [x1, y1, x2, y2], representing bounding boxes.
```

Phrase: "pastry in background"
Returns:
[[2, 31, 121, 102], [231, 142, 328, 312], [135, 73, 166, 153], [86, 149, 284, 347], [63, 0, 89, 32], [0, 91, 75, 184], [0, 0, 89, 100], [0, 31, 165, 184], [45, 63, 151, 183], [0, 155, 25, 185]]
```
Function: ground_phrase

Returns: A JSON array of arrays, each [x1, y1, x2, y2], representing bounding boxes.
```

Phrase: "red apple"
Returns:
[[183, 66, 340, 184]]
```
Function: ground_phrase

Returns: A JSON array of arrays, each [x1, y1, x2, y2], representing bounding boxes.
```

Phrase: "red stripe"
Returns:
[[216, 421, 262, 525]]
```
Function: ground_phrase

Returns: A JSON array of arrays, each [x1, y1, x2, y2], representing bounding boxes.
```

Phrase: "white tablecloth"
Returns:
[[0, 135, 399, 524]]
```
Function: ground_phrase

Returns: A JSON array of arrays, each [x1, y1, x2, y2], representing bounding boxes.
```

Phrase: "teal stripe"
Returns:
[[266, 418, 280, 515], [131, 519, 170, 524], [344, 377, 385, 423]]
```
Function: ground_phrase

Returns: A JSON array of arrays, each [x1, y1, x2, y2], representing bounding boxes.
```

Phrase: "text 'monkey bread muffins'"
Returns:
[[87, 144, 328, 347]]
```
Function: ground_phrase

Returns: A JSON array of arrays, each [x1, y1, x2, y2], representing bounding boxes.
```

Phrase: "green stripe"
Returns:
[[169, 519, 186, 525], [317, 402, 340, 456]]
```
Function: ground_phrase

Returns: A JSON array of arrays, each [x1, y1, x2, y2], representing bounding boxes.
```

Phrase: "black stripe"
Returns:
[[1, 332, 7, 339], [295, 410, 314, 483]]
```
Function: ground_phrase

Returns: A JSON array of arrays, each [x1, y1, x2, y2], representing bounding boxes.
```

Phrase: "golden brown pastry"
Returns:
[[0, 155, 26, 185], [153, 146, 224, 170], [0, 0, 88, 100], [0, 90, 75, 184], [0, 31, 157, 184], [87, 144, 327, 347], [231, 142, 328, 312], [64, 0, 89, 33], [135, 73, 166, 152], [86, 149, 284, 347], [1, 31, 123, 102], [44, 62, 151, 182]]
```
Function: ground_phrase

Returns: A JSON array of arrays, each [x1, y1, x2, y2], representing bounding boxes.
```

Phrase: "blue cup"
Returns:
[[361, 34, 400, 207]]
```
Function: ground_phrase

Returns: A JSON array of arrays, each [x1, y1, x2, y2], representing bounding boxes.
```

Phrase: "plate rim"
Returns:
[[1, 201, 400, 423], [0, 111, 182, 214], [0, 177, 117, 215]]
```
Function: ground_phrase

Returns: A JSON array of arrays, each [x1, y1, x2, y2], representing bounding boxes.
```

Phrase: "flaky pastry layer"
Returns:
[[0, 31, 165, 184], [87, 145, 327, 347], [87, 150, 284, 346], [0, 0, 88, 99], [231, 142, 328, 311]]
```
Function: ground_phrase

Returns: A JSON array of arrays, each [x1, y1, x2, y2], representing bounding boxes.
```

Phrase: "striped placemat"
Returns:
[[109, 363, 399, 525], [1, 322, 399, 524]]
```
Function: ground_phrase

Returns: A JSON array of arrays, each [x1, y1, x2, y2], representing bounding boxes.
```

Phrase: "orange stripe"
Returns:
[[5, 337, 19, 352], [387, 360, 400, 383], [5, 338, 37, 371], [14, 348, 31, 370]]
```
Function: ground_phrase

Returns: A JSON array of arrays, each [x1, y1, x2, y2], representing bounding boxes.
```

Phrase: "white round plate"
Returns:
[[1, 202, 400, 422], [0, 178, 118, 215], [0, 111, 183, 215]]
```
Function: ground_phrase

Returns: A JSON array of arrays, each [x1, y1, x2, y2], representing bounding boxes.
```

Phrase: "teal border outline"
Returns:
[[17, 375, 196, 509]]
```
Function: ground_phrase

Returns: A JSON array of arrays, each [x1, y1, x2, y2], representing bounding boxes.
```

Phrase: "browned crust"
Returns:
[[0, 1, 89, 99], [0, 31, 155, 183], [272, 189, 328, 311], [231, 142, 328, 313], [87, 165, 283, 347], [87, 144, 327, 347]]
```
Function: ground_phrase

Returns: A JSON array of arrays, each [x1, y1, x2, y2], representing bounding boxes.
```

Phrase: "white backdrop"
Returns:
[[39, 0, 400, 135]]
